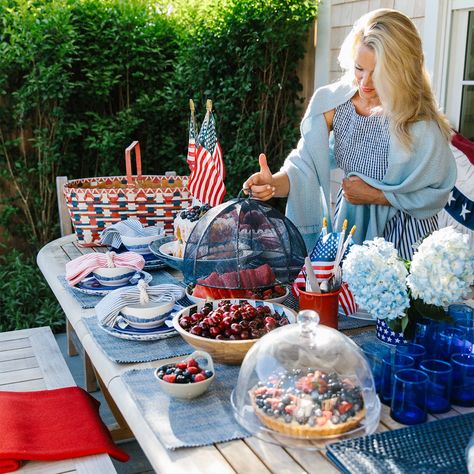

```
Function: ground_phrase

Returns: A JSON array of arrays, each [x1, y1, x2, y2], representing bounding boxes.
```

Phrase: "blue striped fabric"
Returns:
[[383, 211, 438, 260], [334, 190, 438, 261], [95, 281, 185, 327], [100, 219, 163, 249]]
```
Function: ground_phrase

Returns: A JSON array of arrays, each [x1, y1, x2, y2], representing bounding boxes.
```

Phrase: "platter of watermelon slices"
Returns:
[[186, 283, 288, 304], [186, 264, 288, 303]]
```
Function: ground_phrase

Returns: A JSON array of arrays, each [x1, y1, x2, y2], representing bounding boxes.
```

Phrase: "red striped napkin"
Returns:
[[66, 251, 145, 286]]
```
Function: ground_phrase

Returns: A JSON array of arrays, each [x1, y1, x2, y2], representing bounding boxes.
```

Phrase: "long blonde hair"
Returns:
[[338, 9, 451, 149]]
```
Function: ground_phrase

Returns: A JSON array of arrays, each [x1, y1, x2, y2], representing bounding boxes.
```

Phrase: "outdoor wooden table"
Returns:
[[37, 234, 474, 474]]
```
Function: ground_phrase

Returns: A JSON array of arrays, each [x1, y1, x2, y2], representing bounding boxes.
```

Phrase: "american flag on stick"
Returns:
[[186, 99, 199, 171], [188, 99, 226, 206], [292, 231, 358, 315]]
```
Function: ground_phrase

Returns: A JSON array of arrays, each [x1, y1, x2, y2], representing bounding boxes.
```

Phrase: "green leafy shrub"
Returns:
[[0, 249, 64, 333], [0, 0, 317, 331]]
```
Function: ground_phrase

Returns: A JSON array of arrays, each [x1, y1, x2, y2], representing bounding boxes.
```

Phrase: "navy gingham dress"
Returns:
[[333, 99, 437, 260]]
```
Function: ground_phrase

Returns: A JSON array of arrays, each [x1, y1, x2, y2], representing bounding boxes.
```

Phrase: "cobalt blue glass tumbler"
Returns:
[[381, 353, 414, 404], [396, 343, 426, 368], [451, 353, 474, 407], [390, 369, 428, 425], [419, 359, 452, 413]]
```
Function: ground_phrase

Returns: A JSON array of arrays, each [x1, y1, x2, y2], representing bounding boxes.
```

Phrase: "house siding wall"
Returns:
[[326, 0, 426, 216]]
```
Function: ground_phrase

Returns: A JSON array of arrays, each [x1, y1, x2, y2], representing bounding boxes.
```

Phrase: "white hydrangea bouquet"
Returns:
[[342, 227, 474, 337]]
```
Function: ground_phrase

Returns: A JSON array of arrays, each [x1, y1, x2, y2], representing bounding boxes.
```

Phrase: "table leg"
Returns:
[[96, 373, 134, 442]]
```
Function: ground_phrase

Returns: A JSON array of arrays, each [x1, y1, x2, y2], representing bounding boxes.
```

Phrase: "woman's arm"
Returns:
[[243, 154, 290, 200], [342, 176, 390, 205]]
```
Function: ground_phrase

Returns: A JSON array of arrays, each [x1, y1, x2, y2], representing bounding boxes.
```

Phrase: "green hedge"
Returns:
[[0, 0, 317, 331]]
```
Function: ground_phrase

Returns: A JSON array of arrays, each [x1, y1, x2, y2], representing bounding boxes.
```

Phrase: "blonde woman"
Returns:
[[243, 8, 456, 259]]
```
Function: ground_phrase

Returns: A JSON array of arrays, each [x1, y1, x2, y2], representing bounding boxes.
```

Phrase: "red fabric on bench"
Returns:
[[0, 387, 129, 473]]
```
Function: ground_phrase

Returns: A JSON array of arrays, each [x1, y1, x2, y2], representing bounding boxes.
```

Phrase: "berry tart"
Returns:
[[252, 369, 365, 437], [173, 204, 211, 258]]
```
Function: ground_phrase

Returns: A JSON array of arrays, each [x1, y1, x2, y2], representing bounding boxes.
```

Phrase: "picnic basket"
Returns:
[[63, 141, 192, 246]]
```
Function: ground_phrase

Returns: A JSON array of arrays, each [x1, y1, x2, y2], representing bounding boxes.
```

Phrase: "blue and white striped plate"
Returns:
[[73, 271, 152, 296], [98, 313, 178, 341]]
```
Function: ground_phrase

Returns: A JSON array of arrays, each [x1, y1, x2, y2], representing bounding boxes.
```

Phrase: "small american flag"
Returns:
[[186, 100, 199, 171], [188, 102, 226, 206], [292, 232, 357, 315]]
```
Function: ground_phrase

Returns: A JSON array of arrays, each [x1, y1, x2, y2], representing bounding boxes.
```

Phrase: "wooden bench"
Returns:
[[0, 326, 117, 473]]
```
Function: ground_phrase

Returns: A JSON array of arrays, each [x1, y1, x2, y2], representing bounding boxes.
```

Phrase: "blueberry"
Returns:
[[284, 414, 293, 423], [308, 417, 316, 427], [273, 410, 280, 417], [331, 415, 340, 424], [204, 370, 213, 378], [174, 369, 183, 376], [340, 413, 348, 423], [314, 408, 323, 417], [175, 375, 187, 384], [166, 368, 174, 375]]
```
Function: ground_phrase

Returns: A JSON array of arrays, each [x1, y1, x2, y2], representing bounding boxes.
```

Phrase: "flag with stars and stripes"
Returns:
[[188, 102, 226, 206], [292, 232, 358, 315], [187, 104, 199, 172]]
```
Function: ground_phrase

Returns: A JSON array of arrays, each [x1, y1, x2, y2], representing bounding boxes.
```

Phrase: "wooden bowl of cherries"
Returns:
[[173, 299, 297, 364]]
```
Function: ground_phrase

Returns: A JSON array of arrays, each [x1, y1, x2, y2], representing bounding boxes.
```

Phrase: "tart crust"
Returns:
[[253, 399, 366, 437]]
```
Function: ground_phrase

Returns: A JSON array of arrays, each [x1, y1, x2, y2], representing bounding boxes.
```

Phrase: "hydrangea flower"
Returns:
[[342, 238, 410, 321], [342, 228, 474, 325], [407, 227, 474, 306]]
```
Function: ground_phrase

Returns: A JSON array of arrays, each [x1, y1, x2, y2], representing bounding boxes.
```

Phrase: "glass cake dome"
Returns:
[[182, 197, 306, 287], [231, 310, 380, 449]]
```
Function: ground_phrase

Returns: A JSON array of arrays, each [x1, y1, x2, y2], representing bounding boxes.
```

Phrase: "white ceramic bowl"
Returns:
[[121, 300, 175, 328], [121, 234, 163, 255], [154, 350, 215, 399], [92, 266, 136, 286], [173, 300, 297, 364]]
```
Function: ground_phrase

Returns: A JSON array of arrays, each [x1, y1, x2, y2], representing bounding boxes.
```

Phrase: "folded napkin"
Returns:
[[66, 251, 145, 286], [100, 218, 164, 249], [0, 387, 129, 473], [95, 280, 185, 327]]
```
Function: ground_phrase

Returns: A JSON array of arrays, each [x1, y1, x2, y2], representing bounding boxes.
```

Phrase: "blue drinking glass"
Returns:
[[390, 369, 428, 425], [448, 304, 474, 325], [360, 342, 391, 393], [414, 319, 432, 348], [396, 343, 426, 368], [381, 352, 415, 404], [431, 326, 465, 361], [419, 359, 453, 413], [451, 353, 474, 407]]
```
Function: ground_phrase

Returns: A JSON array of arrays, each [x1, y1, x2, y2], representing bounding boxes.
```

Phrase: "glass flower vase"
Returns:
[[376, 318, 409, 346]]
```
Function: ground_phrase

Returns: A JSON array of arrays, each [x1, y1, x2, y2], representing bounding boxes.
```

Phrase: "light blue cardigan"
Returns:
[[281, 81, 457, 250]]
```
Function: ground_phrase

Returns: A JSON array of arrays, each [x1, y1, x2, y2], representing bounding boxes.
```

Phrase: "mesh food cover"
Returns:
[[231, 310, 380, 449], [182, 197, 306, 287]]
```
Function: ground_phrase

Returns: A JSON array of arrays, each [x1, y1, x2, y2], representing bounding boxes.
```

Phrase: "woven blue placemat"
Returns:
[[58, 271, 193, 309], [327, 412, 474, 474], [121, 367, 250, 449], [83, 316, 194, 364]]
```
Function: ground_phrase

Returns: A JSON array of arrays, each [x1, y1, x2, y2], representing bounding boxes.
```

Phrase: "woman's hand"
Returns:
[[342, 176, 389, 205], [243, 153, 275, 201]]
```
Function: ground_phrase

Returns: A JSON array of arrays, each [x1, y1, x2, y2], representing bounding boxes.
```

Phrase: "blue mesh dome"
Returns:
[[182, 197, 306, 288]]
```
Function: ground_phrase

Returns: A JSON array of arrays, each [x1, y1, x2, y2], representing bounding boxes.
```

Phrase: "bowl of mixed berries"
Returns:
[[154, 351, 215, 399], [173, 300, 297, 364]]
